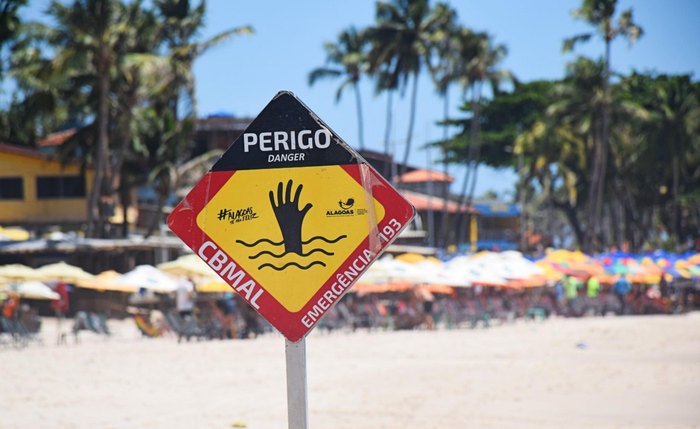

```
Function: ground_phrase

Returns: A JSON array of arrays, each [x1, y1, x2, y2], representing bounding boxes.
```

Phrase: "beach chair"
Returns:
[[0, 316, 29, 348], [335, 301, 356, 331], [465, 300, 490, 329], [490, 298, 514, 325], [133, 313, 162, 338], [72, 311, 110, 342], [163, 310, 206, 342], [315, 306, 342, 334]]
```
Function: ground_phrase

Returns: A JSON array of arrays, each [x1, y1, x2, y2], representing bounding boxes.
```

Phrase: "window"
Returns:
[[36, 175, 86, 199], [0, 177, 24, 200]]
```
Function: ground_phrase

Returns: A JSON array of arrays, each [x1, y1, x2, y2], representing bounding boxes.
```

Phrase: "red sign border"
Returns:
[[168, 165, 414, 342]]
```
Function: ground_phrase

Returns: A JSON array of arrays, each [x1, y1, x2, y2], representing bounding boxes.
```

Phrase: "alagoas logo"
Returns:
[[326, 198, 356, 217]]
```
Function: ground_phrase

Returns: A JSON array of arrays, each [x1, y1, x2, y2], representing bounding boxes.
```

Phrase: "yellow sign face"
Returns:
[[196, 165, 386, 312]]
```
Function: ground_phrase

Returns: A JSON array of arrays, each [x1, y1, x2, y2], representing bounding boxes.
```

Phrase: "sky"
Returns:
[[17, 0, 700, 199]]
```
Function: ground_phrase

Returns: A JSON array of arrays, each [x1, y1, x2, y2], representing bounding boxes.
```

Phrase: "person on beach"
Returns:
[[564, 274, 581, 316], [613, 275, 631, 315], [176, 277, 195, 319], [586, 275, 601, 299], [2, 291, 20, 320]]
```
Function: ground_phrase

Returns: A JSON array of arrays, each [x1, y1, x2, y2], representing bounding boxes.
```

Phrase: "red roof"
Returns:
[[36, 128, 77, 147], [396, 169, 453, 184], [0, 143, 50, 160], [401, 190, 477, 214]]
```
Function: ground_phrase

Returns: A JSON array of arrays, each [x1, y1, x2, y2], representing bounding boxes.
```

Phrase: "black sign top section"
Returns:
[[212, 91, 360, 171]]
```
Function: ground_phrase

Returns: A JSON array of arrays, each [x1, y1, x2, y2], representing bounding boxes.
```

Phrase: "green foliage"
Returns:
[[2, 0, 253, 237], [440, 80, 555, 168], [2, 0, 698, 251]]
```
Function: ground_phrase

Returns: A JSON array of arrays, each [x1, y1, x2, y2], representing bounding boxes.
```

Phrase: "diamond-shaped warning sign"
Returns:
[[168, 91, 415, 342]]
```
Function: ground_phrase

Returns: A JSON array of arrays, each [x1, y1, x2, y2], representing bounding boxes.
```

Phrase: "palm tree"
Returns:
[[309, 27, 370, 150], [110, 2, 166, 237], [145, 0, 252, 233], [427, 9, 459, 247], [452, 31, 512, 243], [563, 0, 643, 251], [367, 0, 454, 180], [21, 0, 168, 238], [154, 0, 253, 122], [35, 0, 132, 237], [0, 0, 27, 79], [648, 75, 700, 240]]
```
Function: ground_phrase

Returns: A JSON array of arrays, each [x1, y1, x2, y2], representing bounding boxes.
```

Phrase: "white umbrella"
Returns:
[[358, 255, 399, 284], [115, 265, 178, 293], [3, 280, 60, 300], [444, 255, 508, 287]]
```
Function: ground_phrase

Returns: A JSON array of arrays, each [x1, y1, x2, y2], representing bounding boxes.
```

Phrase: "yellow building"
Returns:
[[0, 143, 93, 225]]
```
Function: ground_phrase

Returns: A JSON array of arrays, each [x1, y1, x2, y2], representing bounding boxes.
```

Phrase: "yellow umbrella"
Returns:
[[394, 253, 426, 264], [534, 260, 564, 281], [0, 264, 42, 281], [157, 254, 219, 281], [74, 270, 137, 293], [687, 253, 700, 265], [196, 280, 232, 294], [544, 249, 590, 264], [35, 262, 95, 283], [0, 226, 30, 241]]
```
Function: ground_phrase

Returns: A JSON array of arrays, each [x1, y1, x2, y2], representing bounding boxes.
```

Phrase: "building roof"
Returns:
[[473, 202, 520, 218], [401, 190, 477, 214], [36, 128, 77, 147], [0, 142, 85, 168], [396, 169, 453, 184], [0, 143, 53, 160], [196, 116, 253, 132]]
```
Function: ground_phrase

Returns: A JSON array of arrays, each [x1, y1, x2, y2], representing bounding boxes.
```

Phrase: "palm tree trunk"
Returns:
[[399, 72, 420, 182], [353, 83, 364, 150], [586, 37, 612, 252], [383, 90, 394, 179], [552, 199, 585, 248], [88, 43, 111, 238], [465, 81, 483, 208], [439, 88, 451, 248], [672, 153, 681, 240], [453, 85, 479, 246], [113, 86, 138, 238]]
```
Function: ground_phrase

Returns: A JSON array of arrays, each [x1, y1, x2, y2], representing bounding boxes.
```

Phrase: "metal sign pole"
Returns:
[[285, 338, 309, 429]]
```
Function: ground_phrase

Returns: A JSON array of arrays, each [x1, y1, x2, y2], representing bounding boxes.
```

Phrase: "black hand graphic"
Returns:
[[269, 180, 312, 254]]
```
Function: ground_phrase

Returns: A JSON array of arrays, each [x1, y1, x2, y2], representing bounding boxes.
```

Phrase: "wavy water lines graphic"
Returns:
[[248, 248, 335, 260], [258, 261, 326, 271], [236, 234, 347, 248], [236, 234, 347, 271]]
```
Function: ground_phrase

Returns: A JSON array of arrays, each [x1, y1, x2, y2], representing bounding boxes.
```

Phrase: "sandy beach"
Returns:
[[2, 313, 699, 429]]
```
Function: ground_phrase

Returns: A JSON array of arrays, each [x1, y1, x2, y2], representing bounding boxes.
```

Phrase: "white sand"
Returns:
[[2, 313, 700, 429]]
